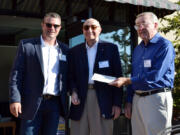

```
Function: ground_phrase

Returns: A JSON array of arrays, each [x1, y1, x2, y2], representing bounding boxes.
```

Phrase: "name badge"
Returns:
[[59, 54, 66, 61], [144, 59, 151, 68], [99, 61, 109, 68]]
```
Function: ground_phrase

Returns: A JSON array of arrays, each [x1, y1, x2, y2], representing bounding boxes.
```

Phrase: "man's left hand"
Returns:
[[112, 106, 121, 120]]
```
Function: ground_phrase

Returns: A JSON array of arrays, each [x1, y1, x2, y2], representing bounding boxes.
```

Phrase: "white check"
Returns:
[[92, 73, 116, 83]]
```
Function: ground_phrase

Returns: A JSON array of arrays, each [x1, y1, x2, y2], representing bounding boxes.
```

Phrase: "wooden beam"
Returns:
[[12, 0, 17, 11], [39, 0, 45, 17]]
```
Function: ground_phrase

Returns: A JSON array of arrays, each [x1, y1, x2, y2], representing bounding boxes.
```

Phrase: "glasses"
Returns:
[[134, 22, 152, 30], [45, 23, 61, 29], [83, 25, 98, 31]]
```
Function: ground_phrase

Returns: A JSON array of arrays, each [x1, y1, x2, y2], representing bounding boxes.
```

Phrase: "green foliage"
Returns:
[[111, 27, 131, 76], [103, 27, 131, 76], [160, 4, 180, 109]]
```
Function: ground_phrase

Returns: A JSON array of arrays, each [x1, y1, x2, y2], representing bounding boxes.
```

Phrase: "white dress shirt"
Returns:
[[86, 41, 98, 84], [41, 36, 60, 96]]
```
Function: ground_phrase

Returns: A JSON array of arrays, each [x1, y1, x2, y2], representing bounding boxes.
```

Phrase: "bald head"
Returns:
[[83, 18, 101, 28], [82, 18, 102, 46]]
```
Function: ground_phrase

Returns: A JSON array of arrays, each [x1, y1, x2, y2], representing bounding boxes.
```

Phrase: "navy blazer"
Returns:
[[68, 40, 123, 120], [9, 37, 68, 120]]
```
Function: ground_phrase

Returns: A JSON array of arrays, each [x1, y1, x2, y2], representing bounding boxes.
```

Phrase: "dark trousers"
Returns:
[[20, 97, 60, 135]]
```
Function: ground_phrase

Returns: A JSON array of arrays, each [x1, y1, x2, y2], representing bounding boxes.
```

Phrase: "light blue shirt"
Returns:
[[86, 41, 98, 84]]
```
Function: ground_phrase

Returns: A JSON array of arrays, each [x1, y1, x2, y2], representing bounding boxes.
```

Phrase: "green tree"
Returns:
[[160, 2, 180, 116]]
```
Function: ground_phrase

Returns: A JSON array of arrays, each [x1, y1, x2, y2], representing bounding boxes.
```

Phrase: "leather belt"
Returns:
[[135, 88, 171, 97], [42, 94, 59, 100], [88, 84, 94, 89]]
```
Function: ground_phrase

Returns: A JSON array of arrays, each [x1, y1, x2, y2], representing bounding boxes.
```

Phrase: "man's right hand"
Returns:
[[71, 91, 80, 105], [10, 102, 22, 117], [124, 102, 132, 119]]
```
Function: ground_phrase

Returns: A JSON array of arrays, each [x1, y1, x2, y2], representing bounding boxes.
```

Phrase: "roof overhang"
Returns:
[[104, 0, 180, 11]]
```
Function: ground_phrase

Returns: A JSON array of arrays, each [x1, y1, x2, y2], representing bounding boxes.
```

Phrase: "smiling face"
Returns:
[[135, 14, 158, 44], [83, 18, 102, 46], [41, 16, 61, 41]]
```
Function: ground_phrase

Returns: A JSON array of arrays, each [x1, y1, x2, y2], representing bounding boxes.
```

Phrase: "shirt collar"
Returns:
[[140, 32, 160, 47], [40, 35, 58, 48], [86, 40, 99, 50], [149, 32, 160, 44]]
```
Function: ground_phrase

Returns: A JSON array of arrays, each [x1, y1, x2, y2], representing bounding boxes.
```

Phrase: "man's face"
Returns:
[[41, 17, 61, 40], [83, 19, 102, 43], [135, 15, 157, 42]]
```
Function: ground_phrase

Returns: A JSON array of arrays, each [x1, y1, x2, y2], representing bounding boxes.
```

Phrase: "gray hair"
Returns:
[[136, 12, 159, 24]]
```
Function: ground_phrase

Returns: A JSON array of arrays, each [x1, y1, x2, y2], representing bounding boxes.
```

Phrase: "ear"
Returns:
[[41, 22, 44, 28], [154, 22, 158, 29], [59, 25, 62, 31], [99, 27, 102, 33]]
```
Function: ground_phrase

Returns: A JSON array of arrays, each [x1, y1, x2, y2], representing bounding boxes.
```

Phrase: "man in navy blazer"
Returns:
[[9, 12, 68, 135], [68, 18, 123, 135]]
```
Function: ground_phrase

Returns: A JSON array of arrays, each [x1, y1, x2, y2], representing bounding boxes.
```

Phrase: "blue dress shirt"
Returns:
[[127, 33, 175, 102]]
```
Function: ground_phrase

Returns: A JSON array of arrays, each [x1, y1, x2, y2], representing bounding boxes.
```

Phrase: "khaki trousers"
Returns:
[[70, 88, 113, 135], [131, 91, 173, 135]]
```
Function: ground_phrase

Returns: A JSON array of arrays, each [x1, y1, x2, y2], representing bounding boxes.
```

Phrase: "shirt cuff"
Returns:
[[131, 76, 139, 84]]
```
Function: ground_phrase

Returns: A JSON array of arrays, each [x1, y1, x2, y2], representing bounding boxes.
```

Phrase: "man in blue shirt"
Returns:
[[110, 12, 175, 135]]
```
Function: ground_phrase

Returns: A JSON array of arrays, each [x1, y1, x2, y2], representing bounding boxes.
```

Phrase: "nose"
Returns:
[[87, 27, 93, 32], [139, 24, 146, 29]]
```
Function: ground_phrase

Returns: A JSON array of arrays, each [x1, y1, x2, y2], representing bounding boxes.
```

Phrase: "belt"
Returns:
[[135, 88, 171, 97], [42, 94, 59, 100], [88, 84, 94, 89]]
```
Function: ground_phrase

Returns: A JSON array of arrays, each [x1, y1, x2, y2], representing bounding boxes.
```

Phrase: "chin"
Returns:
[[140, 35, 146, 39]]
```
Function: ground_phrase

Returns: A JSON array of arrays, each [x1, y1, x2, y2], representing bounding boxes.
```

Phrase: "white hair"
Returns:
[[136, 12, 159, 24]]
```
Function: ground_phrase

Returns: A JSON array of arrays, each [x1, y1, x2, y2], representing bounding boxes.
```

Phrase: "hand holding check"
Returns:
[[92, 73, 131, 87]]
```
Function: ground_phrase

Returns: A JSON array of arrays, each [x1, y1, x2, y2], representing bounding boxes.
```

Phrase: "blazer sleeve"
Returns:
[[111, 45, 123, 107], [9, 40, 25, 103], [67, 49, 78, 95]]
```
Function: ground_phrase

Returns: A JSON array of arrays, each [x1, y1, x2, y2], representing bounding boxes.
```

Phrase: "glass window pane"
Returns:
[[69, 34, 85, 48], [100, 26, 131, 77]]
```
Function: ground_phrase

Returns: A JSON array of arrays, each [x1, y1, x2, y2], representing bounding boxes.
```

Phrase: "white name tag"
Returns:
[[98, 61, 109, 68], [144, 59, 151, 68], [59, 54, 66, 61]]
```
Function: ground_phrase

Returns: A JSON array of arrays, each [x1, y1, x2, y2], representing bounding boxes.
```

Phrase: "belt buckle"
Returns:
[[164, 87, 170, 92], [88, 84, 94, 89], [136, 90, 144, 94], [148, 91, 152, 95], [43, 95, 52, 100]]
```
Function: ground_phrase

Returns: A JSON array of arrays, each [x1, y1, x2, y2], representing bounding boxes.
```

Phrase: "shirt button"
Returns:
[[102, 114, 106, 118]]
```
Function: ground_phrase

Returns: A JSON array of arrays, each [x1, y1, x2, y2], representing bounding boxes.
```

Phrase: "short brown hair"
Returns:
[[43, 12, 61, 22]]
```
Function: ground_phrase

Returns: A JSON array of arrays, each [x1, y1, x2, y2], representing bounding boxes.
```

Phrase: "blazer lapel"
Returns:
[[34, 38, 44, 74], [81, 44, 89, 74], [93, 42, 104, 72], [57, 41, 64, 55]]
